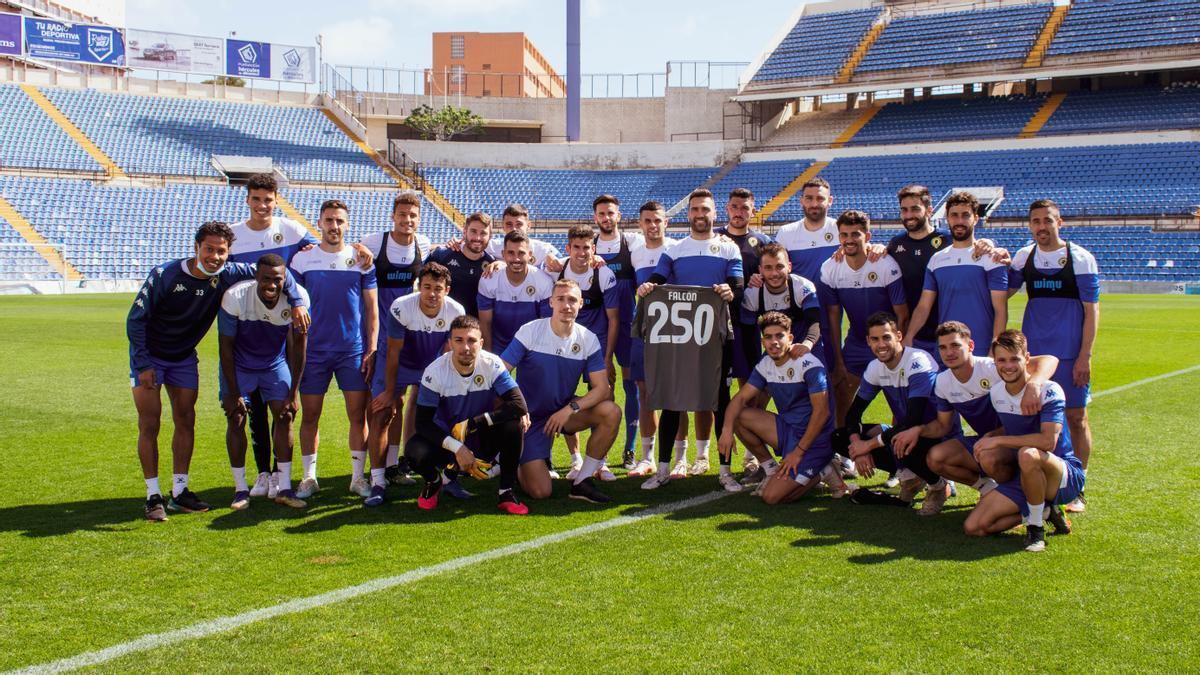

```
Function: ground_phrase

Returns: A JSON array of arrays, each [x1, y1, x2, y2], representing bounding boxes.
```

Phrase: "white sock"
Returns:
[[350, 450, 367, 478], [761, 457, 778, 470], [171, 473, 188, 497], [301, 453, 317, 481], [386, 444, 400, 467], [971, 477, 990, 491], [145, 477, 161, 498], [569, 449, 582, 462], [276, 462, 292, 492], [696, 440, 710, 460], [371, 467, 387, 488], [231, 466, 248, 492], [577, 456, 604, 484], [719, 464, 733, 477], [657, 461, 670, 477], [674, 439, 687, 464], [1027, 502, 1045, 527], [641, 436, 656, 462]]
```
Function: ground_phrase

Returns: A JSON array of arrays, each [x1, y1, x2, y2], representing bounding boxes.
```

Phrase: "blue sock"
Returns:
[[623, 377, 639, 453]]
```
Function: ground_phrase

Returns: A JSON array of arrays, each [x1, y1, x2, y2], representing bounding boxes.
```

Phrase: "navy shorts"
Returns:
[[774, 415, 834, 485], [219, 361, 291, 403], [130, 352, 199, 390], [300, 351, 367, 395], [1052, 358, 1091, 409]]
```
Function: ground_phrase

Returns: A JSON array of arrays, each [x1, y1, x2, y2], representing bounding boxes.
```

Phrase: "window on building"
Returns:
[[450, 35, 465, 59], [450, 65, 465, 85]]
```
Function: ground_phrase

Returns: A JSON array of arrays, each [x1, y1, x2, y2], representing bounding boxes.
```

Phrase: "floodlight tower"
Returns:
[[567, 0, 581, 142]]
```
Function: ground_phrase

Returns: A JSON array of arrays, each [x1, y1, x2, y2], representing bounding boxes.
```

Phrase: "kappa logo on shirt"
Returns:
[[447, 259, 461, 268], [895, 245, 907, 253], [173, 284, 187, 293]]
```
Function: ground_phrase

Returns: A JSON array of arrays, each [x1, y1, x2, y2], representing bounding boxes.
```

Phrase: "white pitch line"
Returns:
[[14, 364, 1200, 674], [10, 490, 730, 675], [1090, 364, 1200, 400]]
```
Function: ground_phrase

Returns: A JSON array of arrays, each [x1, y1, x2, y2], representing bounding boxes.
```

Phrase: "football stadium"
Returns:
[[1, 0, 1198, 671]]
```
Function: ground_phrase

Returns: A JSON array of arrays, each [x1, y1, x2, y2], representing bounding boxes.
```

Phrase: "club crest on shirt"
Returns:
[[210, 277, 219, 288], [282, 308, 291, 319], [273, 232, 284, 244], [867, 271, 878, 282], [526, 285, 536, 296], [824, 232, 834, 242], [748, 237, 759, 248], [345, 257, 355, 267], [1058, 257, 1067, 267], [930, 236, 943, 249], [472, 374, 485, 387], [709, 244, 720, 254], [571, 343, 581, 354], [786, 367, 795, 379], [435, 318, 446, 329], [979, 378, 991, 390]]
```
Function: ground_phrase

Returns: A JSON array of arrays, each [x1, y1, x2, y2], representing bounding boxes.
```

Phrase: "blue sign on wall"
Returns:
[[23, 17, 124, 66], [226, 39, 269, 78], [0, 13, 20, 57]]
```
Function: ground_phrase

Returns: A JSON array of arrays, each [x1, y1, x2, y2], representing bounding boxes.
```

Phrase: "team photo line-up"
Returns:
[[128, 172, 1097, 552]]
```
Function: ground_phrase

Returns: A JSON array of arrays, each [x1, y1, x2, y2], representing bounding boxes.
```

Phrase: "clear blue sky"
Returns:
[[126, 0, 804, 75]]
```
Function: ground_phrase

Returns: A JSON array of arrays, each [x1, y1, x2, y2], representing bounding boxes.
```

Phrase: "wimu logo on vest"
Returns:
[[1032, 279, 1063, 291]]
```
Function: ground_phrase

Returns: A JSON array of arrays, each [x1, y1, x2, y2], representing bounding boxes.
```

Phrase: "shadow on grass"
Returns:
[[0, 497, 148, 537], [662, 488, 1022, 562]]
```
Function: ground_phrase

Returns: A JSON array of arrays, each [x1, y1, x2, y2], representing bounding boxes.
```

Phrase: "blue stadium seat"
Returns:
[[750, 8, 883, 83], [1048, 0, 1200, 56]]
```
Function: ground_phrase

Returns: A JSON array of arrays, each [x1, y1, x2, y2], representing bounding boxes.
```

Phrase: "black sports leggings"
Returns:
[[404, 419, 523, 491], [832, 425, 942, 485], [247, 390, 274, 475]]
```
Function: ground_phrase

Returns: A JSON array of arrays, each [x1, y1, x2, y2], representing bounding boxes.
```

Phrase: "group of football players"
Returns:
[[128, 172, 1098, 552]]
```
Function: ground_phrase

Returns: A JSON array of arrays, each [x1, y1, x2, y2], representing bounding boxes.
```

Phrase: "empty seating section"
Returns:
[[0, 215, 60, 280], [770, 142, 1199, 222], [0, 85, 101, 173], [1048, 0, 1200, 56], [0, 177, 442, 279], [708, 159, 815, 203], [421, 166, 716, 221], [841, 224, 1200, 282], [283, 191, 458, 243], [750, 8, 882, 83], [41, 88, 390, 184], [850, 94, 1048, 145], [1040, 85, 1200, 135], [857, 4, 1052, 73]]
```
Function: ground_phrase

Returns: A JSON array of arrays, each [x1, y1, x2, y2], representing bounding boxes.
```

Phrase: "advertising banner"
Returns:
[[0, 13, 20, 57], [269, 43, 316, 83], [23, 16, 124, 66], [127, 28, 223, 74], [226, 38, 269, 79]]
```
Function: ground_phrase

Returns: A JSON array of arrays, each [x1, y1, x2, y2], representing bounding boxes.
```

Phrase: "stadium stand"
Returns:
[[39, 88, 392, 184], [0, 177, 453, 279], [856, 4, 1053, 73], [770, 142, 1200, 221], [707, 159, 816, 205], [750, 8, 883, 83], [858, 225, 1200, 283], [0, 85, 102, 173], [848, 94, 1049, 145], [1047, 0, 1200, 57], [0, 214, 60, 280], [420, 166, 717, 221], [1039, 84, 1200, 135]]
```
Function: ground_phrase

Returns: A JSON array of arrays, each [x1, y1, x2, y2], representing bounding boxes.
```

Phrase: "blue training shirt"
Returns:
[[747, 353, 832, 438], [652, 235, 743, 287], [774, 217, 839, 285], [228, 217, 319, 265], [499, 318, 605, 420], [289, 246, 377, 354], [991, 380, 1080, 467], [217, 279, 308, 371], [385, 293, 465, 377], [1008, 243, 1100, 360], [417, 351, 519, 434], [818, 256, 906, 353], [477, 268, 554, 355], [857, 347, 939, 425], [923, 245, 1009, 356], [933, 355, 1003, 434]]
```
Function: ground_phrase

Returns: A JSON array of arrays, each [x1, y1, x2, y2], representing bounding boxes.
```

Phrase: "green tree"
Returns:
[[404, 105, 484, 141], [202, 76, 247, 87]]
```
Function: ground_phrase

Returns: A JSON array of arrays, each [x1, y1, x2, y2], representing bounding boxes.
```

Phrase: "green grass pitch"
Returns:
[[0, 293, 1197, 672]]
